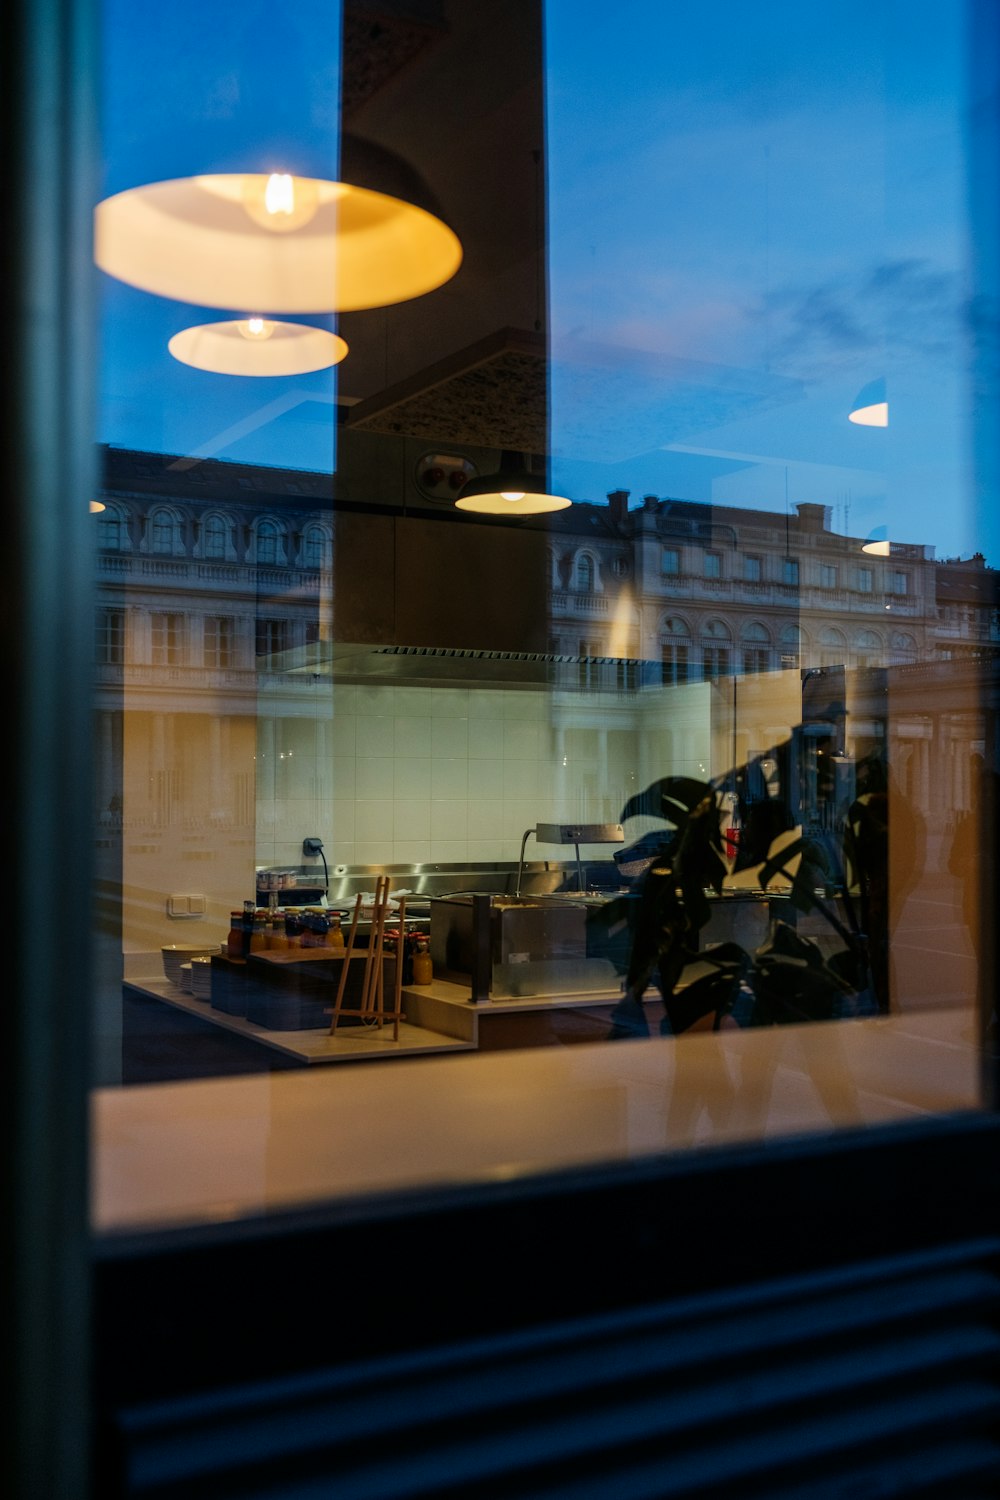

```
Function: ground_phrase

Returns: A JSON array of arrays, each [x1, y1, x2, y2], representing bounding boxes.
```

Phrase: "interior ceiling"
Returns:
[[336, 0, 805, 472], [345, 327, 546, 451], [341, 3, 449, 120]]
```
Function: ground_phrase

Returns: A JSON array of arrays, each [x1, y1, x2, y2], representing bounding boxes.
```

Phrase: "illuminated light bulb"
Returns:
[[238, 316, 274, 341], [501, 491, 527, 502], [265, 174, 294, 215], [240, 172, 321, 232]]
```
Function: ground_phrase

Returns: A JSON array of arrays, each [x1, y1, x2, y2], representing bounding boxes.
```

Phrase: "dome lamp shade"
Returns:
[[848, 377, 888, 427], [94, 154, 462, 315], [167, 318, 348, 376], [454, 452, 572, 516]]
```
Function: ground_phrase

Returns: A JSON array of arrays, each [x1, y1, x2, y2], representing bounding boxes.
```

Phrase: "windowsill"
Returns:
[[91, 1003, 983, 1239]]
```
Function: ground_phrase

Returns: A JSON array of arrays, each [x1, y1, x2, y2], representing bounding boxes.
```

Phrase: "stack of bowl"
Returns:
[[188, 955, 213, 1001], [161, 943, 217, 987]]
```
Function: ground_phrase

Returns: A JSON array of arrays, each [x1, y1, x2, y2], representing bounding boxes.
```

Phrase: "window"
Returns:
[[820, 564, 838, 588], [615, 659, 637, 692], [578, 639, 600, 689], [702, 619, 731, 679], [779, 624, 802, 670], [575, 553, 596, 591], [203, 615, 235, 669], [256, 617, 291, 658], [855, 629, 883, 668], [302, 524, 331, 570], [149, 507, 183, 556], [97, 504, 126, 551], [661, 547, 679, 576], [202, 514, 228, 560], [256, 520, 283, 566], [890, 570, 909, 595], [782, 558, 799, 586], [858, 567, 873, 593], [704, 551, 721, 579], [660, 617, 691, 685], [818, 626, 847, 668], [95, 607, 124, 665], [741, 622, 770, 675], [151, 611, 184, 666], [744, 555, 762, 582]]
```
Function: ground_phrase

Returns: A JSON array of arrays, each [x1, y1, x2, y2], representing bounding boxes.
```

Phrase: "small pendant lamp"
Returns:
[[167, 318, 348, 376], [94, 137, 462, 314], [848, 377, 888, 427], [454, 451, 572, 516]]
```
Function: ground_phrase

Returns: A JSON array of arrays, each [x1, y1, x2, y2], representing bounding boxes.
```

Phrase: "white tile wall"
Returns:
[[260, 682, 716, 868]]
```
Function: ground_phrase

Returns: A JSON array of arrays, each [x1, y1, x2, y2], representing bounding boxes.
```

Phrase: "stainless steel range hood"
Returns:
[[272, 640, 642, 688]]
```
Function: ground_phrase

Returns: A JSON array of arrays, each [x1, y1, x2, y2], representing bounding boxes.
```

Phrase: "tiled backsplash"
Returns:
[[256, 681, 715, 870]]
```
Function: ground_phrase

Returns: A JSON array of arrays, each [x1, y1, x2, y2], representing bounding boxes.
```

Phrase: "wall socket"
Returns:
[[302, 837, 324, 855]]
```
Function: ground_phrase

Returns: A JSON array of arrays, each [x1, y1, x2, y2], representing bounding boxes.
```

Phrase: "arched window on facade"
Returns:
[[575, 552, 596, 592], [659, 615, 691, 686], [302, 524, 332, 570], [818, 626, 847, 668], [890, 631, 918, 665], [779, 624, 802, 670], [702, 618, 731, 681], [255, 519, 284, 567], [854, 629, 884, 669], [96, 502, 128, 553], [202, 513, 230, 561], [740, 621, 771, 675], [148, 506, 184, 556]]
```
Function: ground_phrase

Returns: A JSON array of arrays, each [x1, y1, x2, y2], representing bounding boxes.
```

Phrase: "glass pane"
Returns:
[[93, 0, 997, 1234]]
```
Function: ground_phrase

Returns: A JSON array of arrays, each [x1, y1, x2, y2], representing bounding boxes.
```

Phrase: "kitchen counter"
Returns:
[[94, 1001, 984, 1236]]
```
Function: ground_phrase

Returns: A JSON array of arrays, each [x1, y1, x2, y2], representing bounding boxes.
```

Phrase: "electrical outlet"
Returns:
[[303, 837, 324, 855]]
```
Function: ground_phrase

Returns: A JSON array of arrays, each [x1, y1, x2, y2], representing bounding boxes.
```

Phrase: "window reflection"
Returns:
[[93, 0, 997, 1215]]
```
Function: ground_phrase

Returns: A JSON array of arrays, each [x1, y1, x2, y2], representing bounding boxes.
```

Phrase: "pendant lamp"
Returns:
[[861, 525, 892, 557], [167, 318, 348, 376], [454, 451, 572, 516], [94, 137, 462, 314], [848, 377, 888, 427]]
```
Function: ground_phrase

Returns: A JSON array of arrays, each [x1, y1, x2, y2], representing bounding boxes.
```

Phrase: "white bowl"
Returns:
[[162, 943, 217, 985]]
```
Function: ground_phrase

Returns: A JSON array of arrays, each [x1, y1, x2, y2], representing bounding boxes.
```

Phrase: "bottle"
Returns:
[[268, 912, 289, 951], [227, 911, 245, 961], [412, 939, 433, 985], [250, 909, 268, 953], [326, 914, 345, 952]]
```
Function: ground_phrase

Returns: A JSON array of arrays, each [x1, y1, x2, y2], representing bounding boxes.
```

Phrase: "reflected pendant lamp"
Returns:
[[454, 451, 572, 516], [94, 140, 462, 314], [168, 318, 348, 376], [848, 377, 888, 427], [861, 524, 892, 557]]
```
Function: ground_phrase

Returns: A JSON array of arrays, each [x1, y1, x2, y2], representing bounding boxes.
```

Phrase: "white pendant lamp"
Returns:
[[94, 142, 462, 314], [167, 318, 348, 376], [848, 377, 888, 427], [454, 451, 572, 516]]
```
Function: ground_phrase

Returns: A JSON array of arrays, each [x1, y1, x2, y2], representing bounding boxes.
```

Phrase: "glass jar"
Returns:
[[412, 941, 433, 985], [226, 911, 245, 960]]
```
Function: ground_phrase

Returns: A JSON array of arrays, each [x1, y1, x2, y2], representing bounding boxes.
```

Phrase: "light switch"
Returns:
[[167, 894, 207, 918]]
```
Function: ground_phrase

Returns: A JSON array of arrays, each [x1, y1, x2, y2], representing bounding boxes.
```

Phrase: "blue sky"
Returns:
[[98, 0, 990, 561]]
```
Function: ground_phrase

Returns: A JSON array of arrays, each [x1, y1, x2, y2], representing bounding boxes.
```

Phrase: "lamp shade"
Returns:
[[861, 525, 892, 557], [94, 157, 462, 314], [454, 452, 572, 516], [848, 377, 888, 427], [167, 319, 348, 376]]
